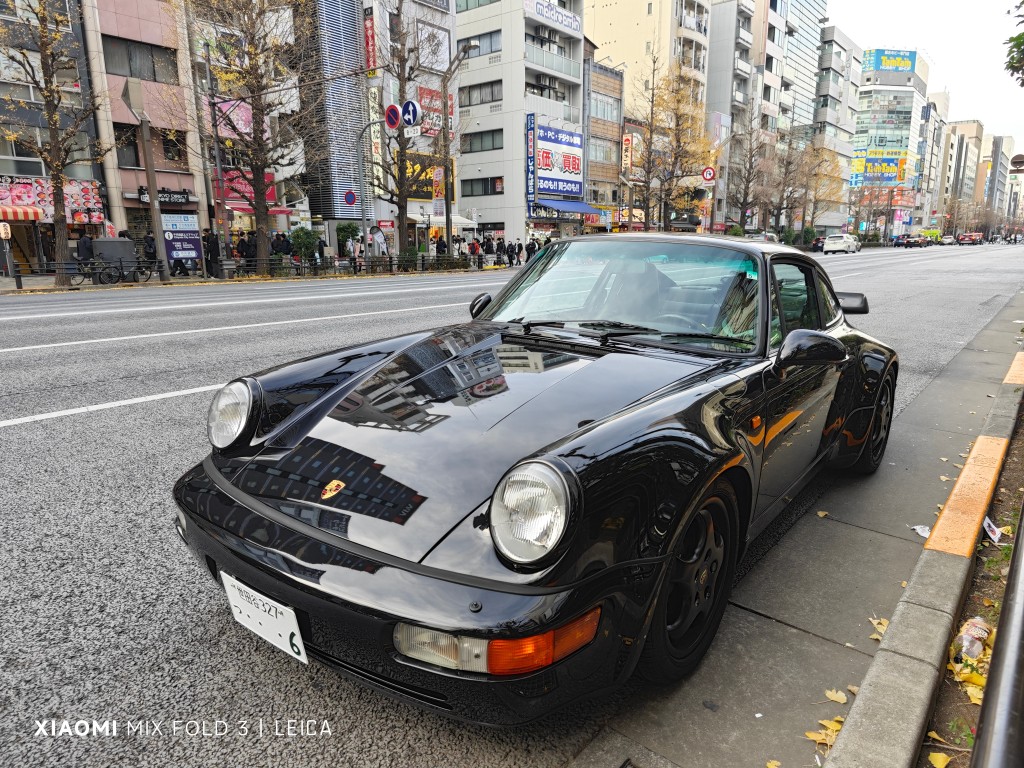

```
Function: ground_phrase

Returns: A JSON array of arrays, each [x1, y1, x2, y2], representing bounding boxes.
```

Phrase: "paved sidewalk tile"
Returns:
[[893, 374, 994, 435], [731, 515, 921, 651], [822, 422, 974, 542], [581, 607, 870, 768]]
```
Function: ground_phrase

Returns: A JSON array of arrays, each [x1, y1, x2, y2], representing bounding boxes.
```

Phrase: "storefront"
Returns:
[[529, 199, 601, 240]]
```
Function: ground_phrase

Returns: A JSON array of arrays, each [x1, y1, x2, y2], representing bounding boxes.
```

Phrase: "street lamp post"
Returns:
[[439, 40, 479, 256]]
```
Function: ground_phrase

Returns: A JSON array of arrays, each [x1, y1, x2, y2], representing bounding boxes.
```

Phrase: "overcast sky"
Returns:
[[828, 0, 1024, 151]]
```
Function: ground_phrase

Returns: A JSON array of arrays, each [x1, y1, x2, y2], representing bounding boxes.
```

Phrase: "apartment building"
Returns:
[[458, 0, 594, 242], [977, 134, 1015, 216], [945, 120, 984, 205], [916, 94, 948, 229], [582, 38, 624, 232]]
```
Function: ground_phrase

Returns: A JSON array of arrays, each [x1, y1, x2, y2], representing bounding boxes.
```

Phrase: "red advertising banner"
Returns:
[[417, 85, 454, 138], [0, 177, 104, 223], [364, 6, 377, 77], [213, 170, 277, 203]]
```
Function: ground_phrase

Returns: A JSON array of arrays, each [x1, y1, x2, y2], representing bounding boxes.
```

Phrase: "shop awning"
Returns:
[[536, 199, 601, 215], [0, 205, 44, 221], [225, 202, 293, 216], [406, 212, 480, 228]]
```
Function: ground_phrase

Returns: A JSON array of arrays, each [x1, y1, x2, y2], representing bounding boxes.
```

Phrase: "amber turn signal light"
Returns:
[[487, 607, 602, 676]]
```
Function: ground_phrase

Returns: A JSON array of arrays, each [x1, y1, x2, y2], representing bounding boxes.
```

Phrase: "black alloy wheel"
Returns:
[[853, 369, 895, 474], [637, 479, 738, 682]]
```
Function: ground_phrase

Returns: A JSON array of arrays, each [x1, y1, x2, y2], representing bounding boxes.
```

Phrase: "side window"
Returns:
[[771, 262, 821, 336], [816, 271, 841, 325]]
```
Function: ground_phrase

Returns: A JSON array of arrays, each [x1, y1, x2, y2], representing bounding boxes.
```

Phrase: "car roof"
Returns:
[[559, 232, 802, 258]]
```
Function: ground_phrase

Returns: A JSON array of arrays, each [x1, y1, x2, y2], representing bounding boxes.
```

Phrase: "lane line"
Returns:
[[0, 384, 225, 429], [0, 301, 465, 353], [832, 272, 864, 279], [0, 282, 496, 321]]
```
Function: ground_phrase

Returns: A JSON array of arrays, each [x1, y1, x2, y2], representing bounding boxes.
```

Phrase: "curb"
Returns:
[[826, 352, 1024, 767]]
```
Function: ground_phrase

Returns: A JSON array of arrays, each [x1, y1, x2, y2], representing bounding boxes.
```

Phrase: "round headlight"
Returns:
[[207, 381, 252, 449], [490, 462, 571, 564]]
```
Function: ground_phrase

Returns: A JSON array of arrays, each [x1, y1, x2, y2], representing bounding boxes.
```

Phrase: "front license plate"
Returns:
[[221, 572, 308, 664]]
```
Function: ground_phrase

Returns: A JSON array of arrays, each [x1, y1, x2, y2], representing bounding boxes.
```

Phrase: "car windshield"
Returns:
[[482, 239, 762, 350], [826, 235, 843, 240]]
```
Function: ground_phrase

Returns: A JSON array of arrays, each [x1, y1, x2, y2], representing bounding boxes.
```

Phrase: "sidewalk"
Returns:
[[567, 290, 1024, 767]]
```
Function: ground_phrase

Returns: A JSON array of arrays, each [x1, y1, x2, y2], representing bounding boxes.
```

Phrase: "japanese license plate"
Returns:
[[221, 572, 308, 664]]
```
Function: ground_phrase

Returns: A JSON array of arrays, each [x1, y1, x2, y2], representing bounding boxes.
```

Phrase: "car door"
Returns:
[[756, 259, 844, 512]]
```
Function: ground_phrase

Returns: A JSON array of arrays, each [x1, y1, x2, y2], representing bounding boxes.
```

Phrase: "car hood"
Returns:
[[227, 323, 720, 563]]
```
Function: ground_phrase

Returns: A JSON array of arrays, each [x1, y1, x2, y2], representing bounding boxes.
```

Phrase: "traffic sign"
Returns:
[[344, 190, 356, 206], [401, 99, 423, 127], [701, 166, 716, 183], [384, 104, 401, 131]]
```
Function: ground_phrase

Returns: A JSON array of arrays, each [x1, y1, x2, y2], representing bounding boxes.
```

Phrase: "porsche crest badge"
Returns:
[[321, 480, 345, 500]]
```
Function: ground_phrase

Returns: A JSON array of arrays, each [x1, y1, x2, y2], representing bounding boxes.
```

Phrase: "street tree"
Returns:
[[0, 0, 108, 286], [801, 143, 844, 233], [726, 109, 770, 231], [188, 0, 321, 274], [628, 54, 663, 230], [1007, 1, 1024, 85], [762, 131, 804, 232], [367, 0, 450, 254]]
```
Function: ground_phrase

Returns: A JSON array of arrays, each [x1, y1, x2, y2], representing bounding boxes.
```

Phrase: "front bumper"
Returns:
[[173, 461, 654, 725]]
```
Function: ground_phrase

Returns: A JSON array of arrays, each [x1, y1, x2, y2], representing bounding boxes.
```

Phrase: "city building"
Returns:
[[79, 0, 210, 243], [917, 93, 949, 231], [977, 134, 1015, 218], [945, 120, 984, 207], [851, 49, 930, 238], [458, 0, 594, 243], [813, 24, 861, 234], [306, 0, 461, 252], [582, 37, 625, 233], [0, 0, 107, 270]]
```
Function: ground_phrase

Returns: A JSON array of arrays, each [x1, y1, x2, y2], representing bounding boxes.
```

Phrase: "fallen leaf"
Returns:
[[940, 475, 952, 482], [987, 393, 996, 398], [983, 597, 995, 607], [834, 715, 845, 722], [940, 457, 948, 462], [869, 617, 890, 635], [965, 684, 984, 705], [927, 730, 948, 744], [804, 729, 836, 747], [970, 411, 977, 414], [818, 719, 842, 732], [953, 463, 964, 469], [847, 685, 859, 696], [766, 762, 781, 768], [825, 688, 848, 704], [960, 453, 969, 458], [817, 510, 829, 518], [901, 581, 908, 588], [1000, 525, 1013, 535], [928, 753, 952, 768], [869, 633, 883, 641]]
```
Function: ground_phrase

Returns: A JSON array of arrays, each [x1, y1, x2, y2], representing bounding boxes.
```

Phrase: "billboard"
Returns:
[[0, 177, 104, 223], [535, 124, 584, 197], [863, 49, 917, 73], [418, 85, 454, 138], [523, 0, 582, 34], [526, 113, 536, 213]]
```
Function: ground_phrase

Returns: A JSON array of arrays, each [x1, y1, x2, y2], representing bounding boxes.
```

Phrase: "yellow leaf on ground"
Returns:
[[869, 633, 883, 641], [766, 762, 781, 768], [940, 475, 952, 482], [940, 457, 948, 462], [869, 617, 890, 635], [825, 688, 848, 704], [928, 753, 952, 768], [818, 719, 842, 732], [927, 730, 948, 744], [999, 525, 1013, 535], [804, 730, 835, 746], [983, 597, 995, 607], [834, 715, 845, 722], [901, 580, 908, 588], [965, 684, 984, 705], [847, 685, 859, 696], [817, 510, 829, 518]]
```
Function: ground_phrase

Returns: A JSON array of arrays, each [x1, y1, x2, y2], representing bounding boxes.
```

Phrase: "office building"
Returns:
[[582, 38, 625, 232], [977, 135, 1014, 216]]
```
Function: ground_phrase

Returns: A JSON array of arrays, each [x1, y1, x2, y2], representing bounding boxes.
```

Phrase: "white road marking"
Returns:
[[0, 384, 225, 429], [0, 282, 497, 321], [832, 272, 864, 279], [0, 301, 465, 353]]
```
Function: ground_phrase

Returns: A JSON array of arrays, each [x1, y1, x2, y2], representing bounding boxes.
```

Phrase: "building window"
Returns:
[[114, 123, 140, 167], [455, 0, 500, 11], [458, 80, 502, 106], [0, 125, 44, 175], [591, 93, 621, 123], [461, 128, 503, 153], [459, 30, 500, 57], [588, 137, 619, 164], [461, 176, 504, 196], [648, 2, 653, 12], [161, 130, 183, 161], [102, 36, 178, 85]]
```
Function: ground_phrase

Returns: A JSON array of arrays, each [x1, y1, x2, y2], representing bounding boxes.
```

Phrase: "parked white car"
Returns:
[[822, 234, 861, 254], [940, 235, 956, 245]]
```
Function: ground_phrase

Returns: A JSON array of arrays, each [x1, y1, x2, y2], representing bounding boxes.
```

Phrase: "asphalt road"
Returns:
[[2, 245, 1023, 768]]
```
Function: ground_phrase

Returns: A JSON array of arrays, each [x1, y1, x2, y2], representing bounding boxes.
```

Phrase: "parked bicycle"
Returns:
[[69, 258, 120, 286]]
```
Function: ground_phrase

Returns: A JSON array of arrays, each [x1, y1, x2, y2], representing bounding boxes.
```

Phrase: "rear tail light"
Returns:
[[394, 606, 601, 676]]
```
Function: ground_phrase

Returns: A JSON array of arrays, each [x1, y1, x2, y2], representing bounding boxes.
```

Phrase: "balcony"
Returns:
[[680, 13, 708, 37], [734, 56, 752, 78], [525, 43, 581, 79], [778, 90, 795, 111], [738, 0, 755, 17], [780, 62, 798, 87], [732, 90, 747, 107], [736, 26, 753, 49], [818, 50, 845, 72], [815, 77, 842, 100], [785, 15, 799, 34], [525, 93, 580, 124]]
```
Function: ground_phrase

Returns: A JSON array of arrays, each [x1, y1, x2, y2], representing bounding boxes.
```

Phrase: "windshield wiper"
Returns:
[[505, 318, 567, 333], [654, 332, 755, 348]]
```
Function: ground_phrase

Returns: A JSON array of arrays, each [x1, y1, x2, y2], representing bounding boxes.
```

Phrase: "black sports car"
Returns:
[[174, 234, 897, 725]]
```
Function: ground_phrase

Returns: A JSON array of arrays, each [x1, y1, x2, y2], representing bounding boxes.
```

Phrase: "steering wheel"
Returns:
[[655, 313, 704, 328]]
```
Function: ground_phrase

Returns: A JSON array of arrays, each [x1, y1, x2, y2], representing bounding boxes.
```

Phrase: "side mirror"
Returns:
[[469, 292, 492, 318], [836, 292, 869, 314], [775, 329, 847, 369]]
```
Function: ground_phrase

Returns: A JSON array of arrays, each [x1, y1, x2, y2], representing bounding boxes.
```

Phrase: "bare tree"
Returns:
[[762, 131, 803, 231], [190, 0, 321, 274], [628, 54, 662, 230], [803, 143, 844, 229], [726, 109, 769, 231], [0, 0, 108, 286]]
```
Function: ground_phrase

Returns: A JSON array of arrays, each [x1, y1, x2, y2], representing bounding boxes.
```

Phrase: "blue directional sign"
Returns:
[[401, 99, 423, 127]]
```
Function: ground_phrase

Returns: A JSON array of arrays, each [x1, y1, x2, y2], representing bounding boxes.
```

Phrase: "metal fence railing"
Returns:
[[969, 497, 1024, 767]]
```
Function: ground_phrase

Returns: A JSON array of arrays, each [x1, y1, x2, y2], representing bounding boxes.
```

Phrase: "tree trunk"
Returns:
[[52, 175, 69, 288]]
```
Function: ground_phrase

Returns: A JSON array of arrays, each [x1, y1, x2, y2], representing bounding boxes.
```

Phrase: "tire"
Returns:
[[636, 479, 739, 682], [851, 369, 895, 474], [69, 270, 85, 286], [97, 266, 120, 285], [135, 266, 153, 283]]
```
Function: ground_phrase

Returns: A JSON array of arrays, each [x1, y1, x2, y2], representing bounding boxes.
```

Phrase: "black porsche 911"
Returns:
[[173, 234, 897, 725]]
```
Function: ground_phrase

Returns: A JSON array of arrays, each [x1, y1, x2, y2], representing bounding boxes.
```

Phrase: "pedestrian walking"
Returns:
[[514, 238, 523, 265], [495, 237, 506, 267], [143, 230, 157, 268], [525, 238, 538, 262]]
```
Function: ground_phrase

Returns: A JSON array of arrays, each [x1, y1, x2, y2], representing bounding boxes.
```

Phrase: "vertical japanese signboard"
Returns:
[[432, 167, 445, 217], [526, 113, 536, 217], [363, 3, 377, 78]]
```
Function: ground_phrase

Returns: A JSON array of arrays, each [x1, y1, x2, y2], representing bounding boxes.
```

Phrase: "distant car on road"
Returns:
[[958, 232, 984, 246], [940, 235, 956, 245], [823, 234, 861, 254], [810, 236, 825, 252], [745, 232, 780, 243]]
